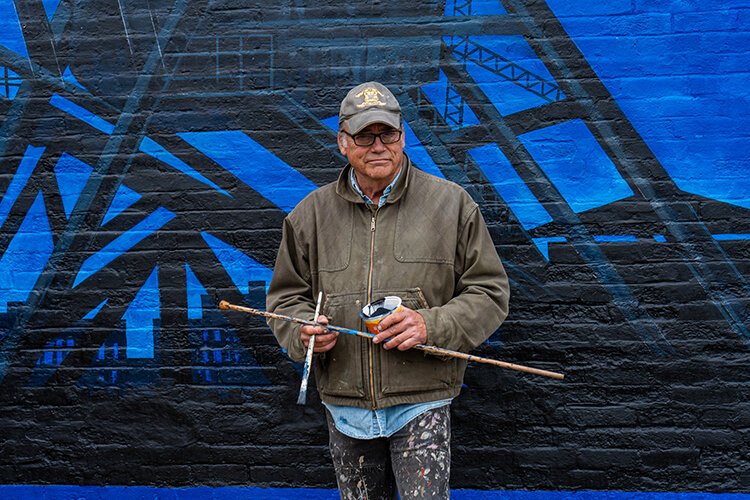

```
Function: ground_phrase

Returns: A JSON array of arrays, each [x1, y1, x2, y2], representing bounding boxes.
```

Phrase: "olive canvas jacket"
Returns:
[[266, 155, 509, 409]]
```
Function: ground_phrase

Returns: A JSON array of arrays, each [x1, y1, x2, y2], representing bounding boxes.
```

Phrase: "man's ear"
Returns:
[[337, 133, 348, 155]]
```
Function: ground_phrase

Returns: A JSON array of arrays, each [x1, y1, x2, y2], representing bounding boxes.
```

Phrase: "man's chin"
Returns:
[[366, 160, 393, 169]]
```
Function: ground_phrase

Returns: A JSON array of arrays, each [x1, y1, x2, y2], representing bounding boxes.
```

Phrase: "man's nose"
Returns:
[[369, 136, 387, 151]]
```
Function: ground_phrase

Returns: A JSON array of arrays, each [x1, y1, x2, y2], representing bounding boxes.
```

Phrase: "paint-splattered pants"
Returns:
[[326, 405, 451, 499]]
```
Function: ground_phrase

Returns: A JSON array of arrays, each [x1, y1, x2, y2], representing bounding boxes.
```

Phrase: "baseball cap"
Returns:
[[339, 81, 401, 134]]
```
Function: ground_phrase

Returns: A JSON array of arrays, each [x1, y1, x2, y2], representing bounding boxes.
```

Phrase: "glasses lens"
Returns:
[[353, 134, 375, 146], [381, 131, 401, 144]]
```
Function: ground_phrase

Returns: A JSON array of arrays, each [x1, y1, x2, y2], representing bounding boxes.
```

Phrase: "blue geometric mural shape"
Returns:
[[201, 232, 272, 296], [713, 234, 750, 241], [594, 235, 638, 243], [62, 66, 87, 91], [443, 0, 507, 16], [92, 327, 123, 386], [0, 0, 28, 57], [469, 143, 552, 230], [139, 137, 231, 198], [0, 66, 22, 100], [473, 35, 560, 83], [83, 299, 108, 320], [532, 236, 566, 261], [444, 35, 563, 116], [43, 339, 74, 366], [519, 119, 634, 213], [122, 266, 159, 359], [0, 191, 54, 313], [653, 235, 667, 243], [186, 262, 208, 320], [73, 207, 176, 288], [420, 70, 480, 130], [320, 117, 444, 179], [53, 153, 93, 219], [0, 144, 45, 228], [97, 341, 119, 362], [42, 0, 61, 21], [192, 323, 271, 386], [178, 131, 317, 213], [102, 184, 142, 226], [35, 338, 74, 370], [321, 115, 339, 132], [49, 94, 115, 134], [402, 122, 445, 179]]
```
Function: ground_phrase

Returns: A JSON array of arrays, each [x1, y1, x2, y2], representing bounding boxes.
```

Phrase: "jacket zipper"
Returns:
[[367, 209, 378, 409]]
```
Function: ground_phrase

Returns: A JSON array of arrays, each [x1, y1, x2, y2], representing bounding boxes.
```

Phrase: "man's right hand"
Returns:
[[300, 315, 338, 353]]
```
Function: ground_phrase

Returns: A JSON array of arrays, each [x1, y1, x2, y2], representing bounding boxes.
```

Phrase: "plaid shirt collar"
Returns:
[[349, 168, 402, 207]]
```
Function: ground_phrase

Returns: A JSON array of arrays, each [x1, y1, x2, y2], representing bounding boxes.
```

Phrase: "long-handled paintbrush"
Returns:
[[219, 300, 564, 380]]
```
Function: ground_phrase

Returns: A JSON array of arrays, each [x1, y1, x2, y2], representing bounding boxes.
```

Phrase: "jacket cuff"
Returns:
[[287, 325, 308, 362], [417, 307, 446, 349]]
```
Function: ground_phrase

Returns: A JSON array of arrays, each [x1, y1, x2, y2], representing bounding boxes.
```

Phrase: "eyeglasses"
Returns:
[[342, 129, 402, 147]]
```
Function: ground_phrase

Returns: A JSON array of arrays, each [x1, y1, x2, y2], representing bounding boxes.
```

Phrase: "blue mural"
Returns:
[[201, 232, 273, 295], [0, 145, 44, 227], [0, 0, 748, 493], [139, 136, 231, 198], [49, 93, 116, 134], [72, 207, 176, 288], [102, 184, 142, 226], [518, 119, 633, 213], [121, 265, 160, 359], [54, 153, 94, 219], [0, 0, 28, 58], [178, 131, 317, 212], [469, 143, 552, 230], [0, 192, 53, 313], [0, 66, 22, 100]]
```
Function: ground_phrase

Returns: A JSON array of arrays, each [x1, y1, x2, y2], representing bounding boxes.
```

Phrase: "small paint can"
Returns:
[[360, 296, 403, 334]]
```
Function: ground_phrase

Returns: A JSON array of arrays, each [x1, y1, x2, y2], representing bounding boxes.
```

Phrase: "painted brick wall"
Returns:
[[0, 0, 749, 494]]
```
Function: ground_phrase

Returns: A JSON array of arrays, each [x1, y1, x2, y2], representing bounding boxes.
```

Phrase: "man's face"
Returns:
[[338, 122, 405, 185]]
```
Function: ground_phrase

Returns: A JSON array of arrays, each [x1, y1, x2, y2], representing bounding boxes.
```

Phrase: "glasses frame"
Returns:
[[341, 129, 403, 147]]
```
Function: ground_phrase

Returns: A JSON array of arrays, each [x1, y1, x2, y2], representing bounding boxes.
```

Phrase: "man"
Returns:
[[266, 81, 509, 499]]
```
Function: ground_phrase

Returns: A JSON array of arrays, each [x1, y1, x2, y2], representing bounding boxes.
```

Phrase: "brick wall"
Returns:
[[0, 0, 748, 493]]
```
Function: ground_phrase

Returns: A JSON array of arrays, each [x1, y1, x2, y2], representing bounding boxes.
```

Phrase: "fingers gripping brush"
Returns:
[[297, 291, 323, 405]]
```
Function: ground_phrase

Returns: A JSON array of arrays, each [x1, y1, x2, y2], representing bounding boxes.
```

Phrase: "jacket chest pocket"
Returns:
[[393, 202, 457, 265], [315, 291, 366, 398], [315, 205, 353, 273]]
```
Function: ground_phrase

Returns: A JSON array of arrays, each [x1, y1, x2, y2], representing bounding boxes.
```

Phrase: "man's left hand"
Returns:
[[372, 307, 427, 351]]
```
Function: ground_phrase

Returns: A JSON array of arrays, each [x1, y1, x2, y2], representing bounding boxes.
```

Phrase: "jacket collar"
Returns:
[[335, 153, 412, 205]]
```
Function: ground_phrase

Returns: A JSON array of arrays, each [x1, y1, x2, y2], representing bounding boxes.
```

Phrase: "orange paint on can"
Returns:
[[360, 296, 402, 334]]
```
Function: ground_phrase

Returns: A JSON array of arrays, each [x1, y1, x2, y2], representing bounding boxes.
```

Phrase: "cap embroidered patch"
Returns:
[[355, 87, 386, 108]]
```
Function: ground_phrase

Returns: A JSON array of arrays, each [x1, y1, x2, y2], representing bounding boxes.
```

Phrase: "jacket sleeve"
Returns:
[[417, 205, 510, 353], [265, 216, 315, 362]]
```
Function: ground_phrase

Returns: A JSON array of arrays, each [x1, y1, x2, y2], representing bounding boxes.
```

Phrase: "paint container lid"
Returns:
[[360, 296, 402, 320]]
